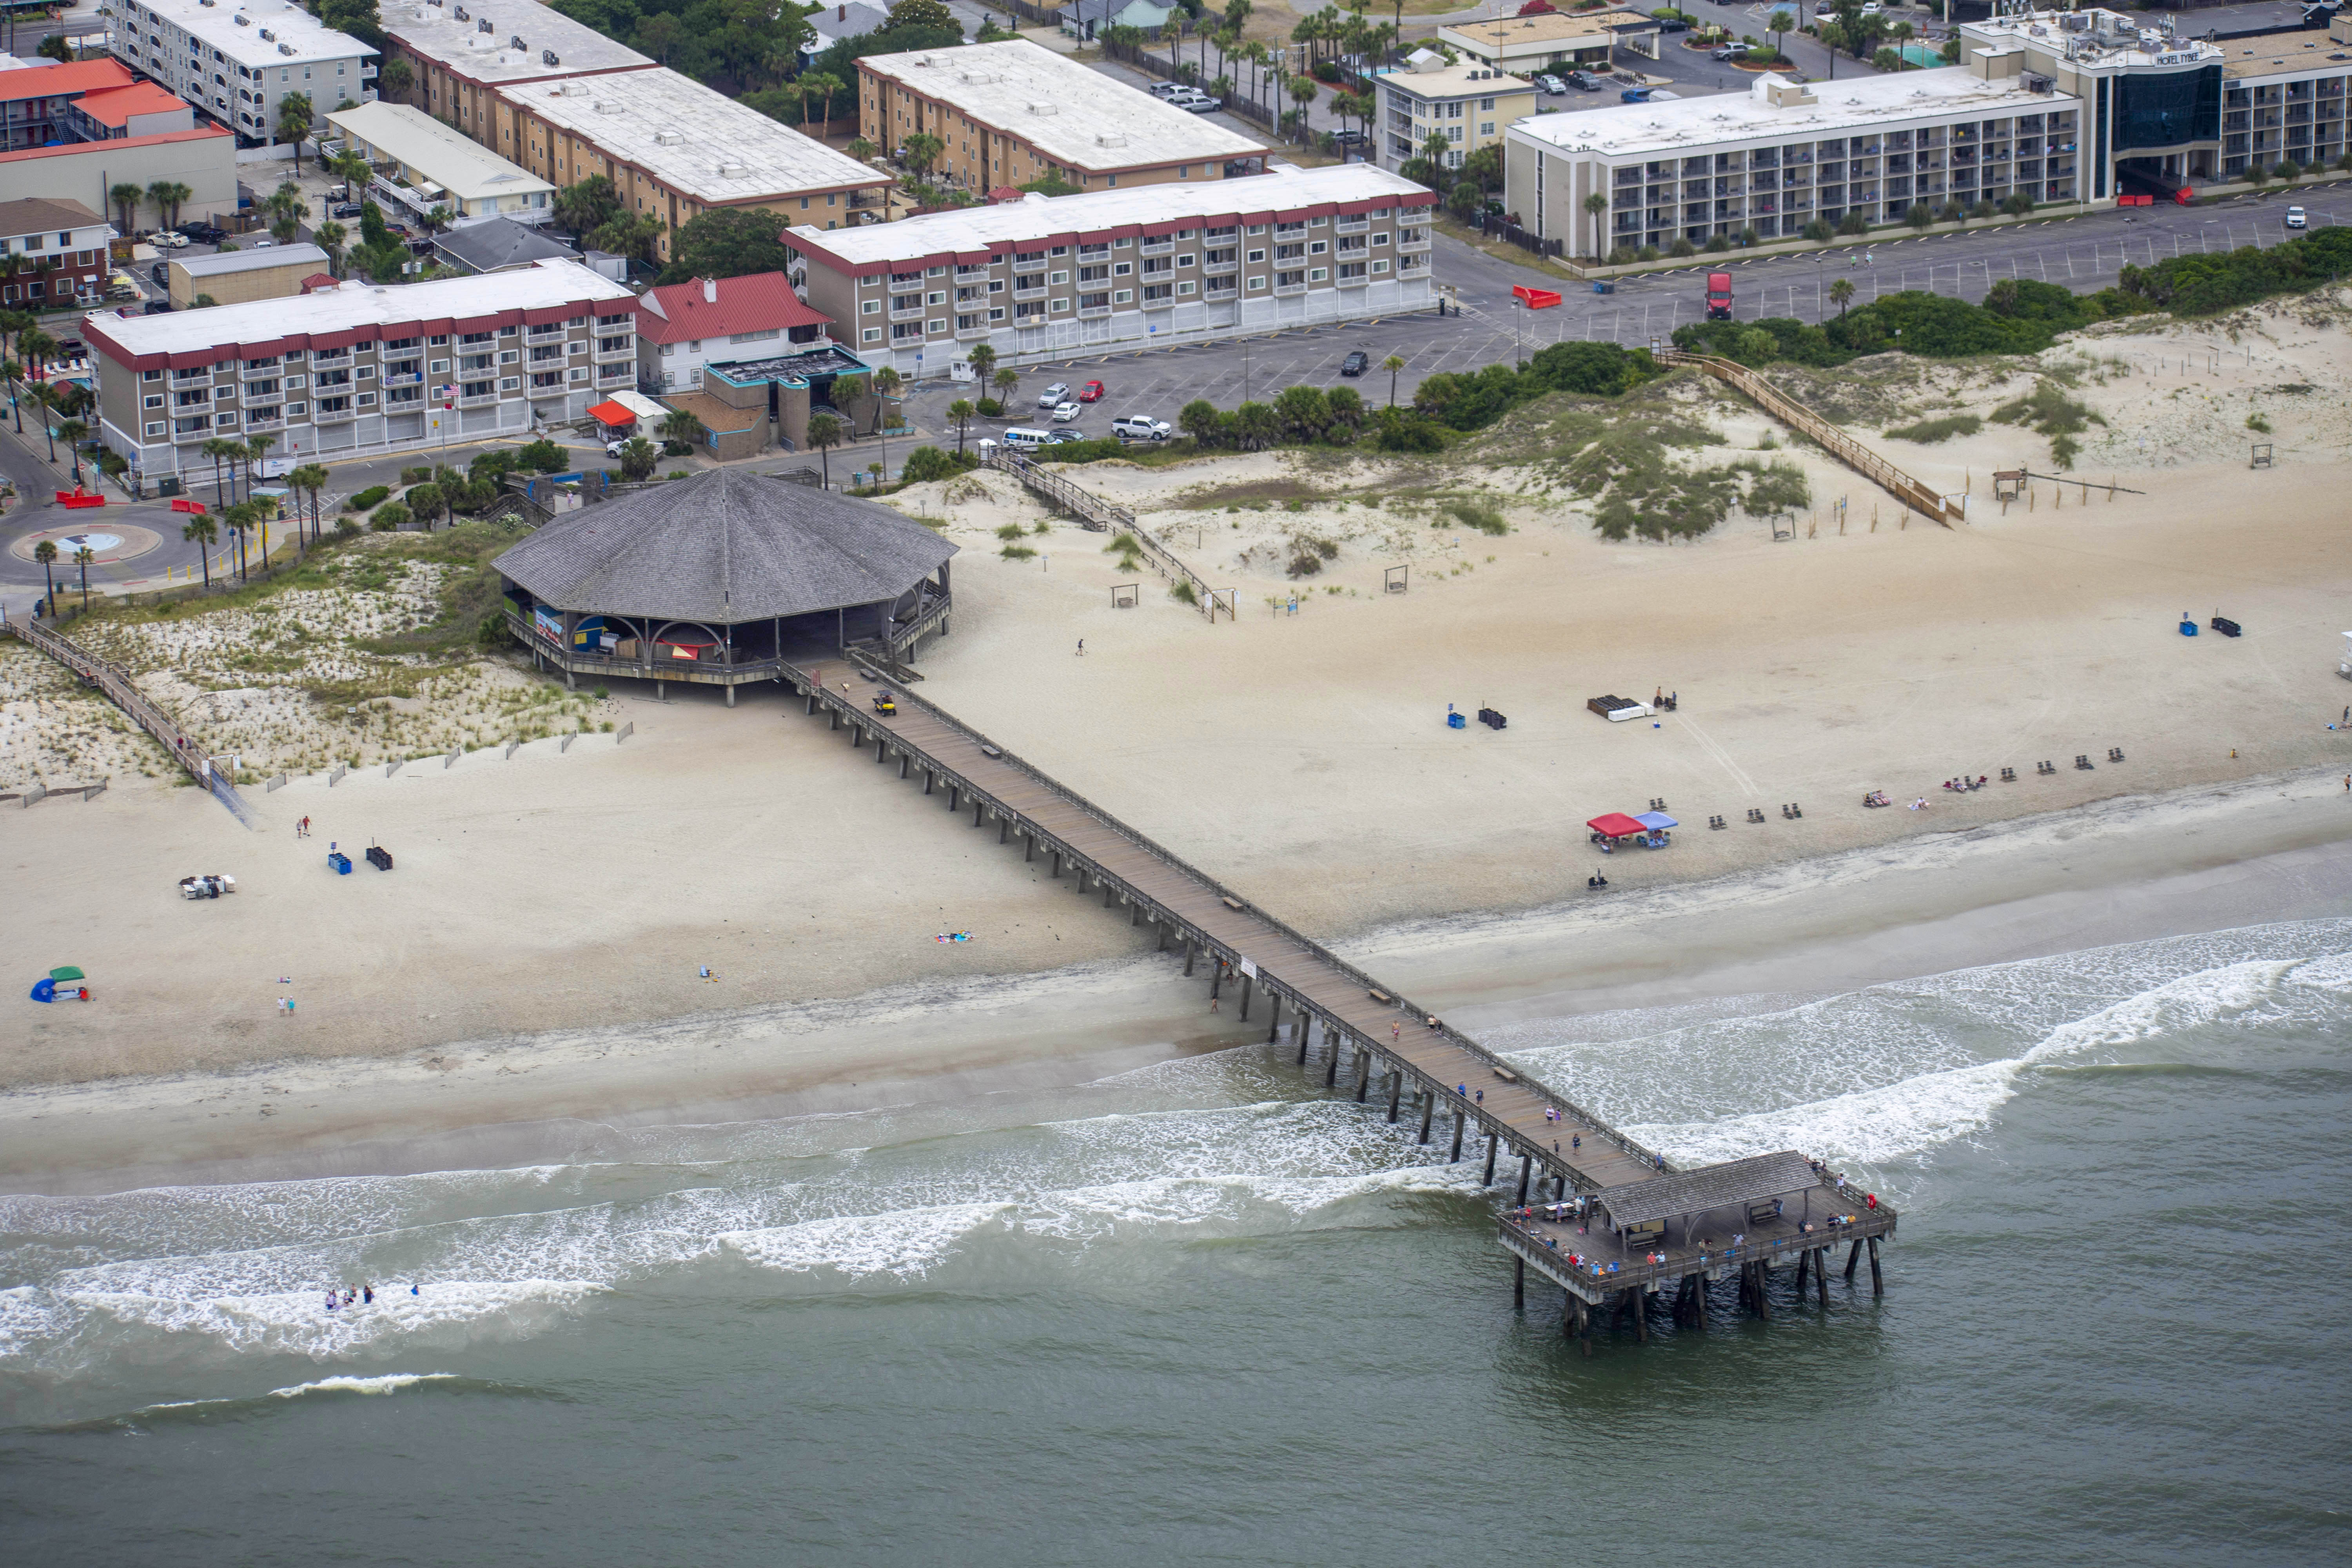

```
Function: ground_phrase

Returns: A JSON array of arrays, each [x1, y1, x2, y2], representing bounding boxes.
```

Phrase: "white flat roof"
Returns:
[[327, 100, 554, 203], [91, 258, 632, 357], [499, 67, 885, 204], [381, 2, 653, 85], [789, 162, 1431, 270], [121, 0, 370, 67], [1512, 67, 2080, 159], [856, 40, 1264, 173], [175, 242, 329, 277], [1377, 61, 1540, 102]]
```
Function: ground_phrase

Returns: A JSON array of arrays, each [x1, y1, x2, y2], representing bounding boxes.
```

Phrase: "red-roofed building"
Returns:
[[634, 271, 831, 393], [0, 58, 138, 151], [62, 82, 194, 143]]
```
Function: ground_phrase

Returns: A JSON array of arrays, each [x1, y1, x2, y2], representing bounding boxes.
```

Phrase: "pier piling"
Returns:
[[1387, 1072, 1403, 1124], [1450, 1109, 1465, 1163], [1867, 1236, 1883, 1297]]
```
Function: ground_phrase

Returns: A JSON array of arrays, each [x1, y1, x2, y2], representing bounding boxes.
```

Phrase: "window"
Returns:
[[1480, 122, 1495, 136], [862, 326, 883, 343], [927, 319, 947, 333], [862, 299, 880, 314], [143, 394, 163, 409], [1247, 276, 1267, 290], [1247, 249, 1265, 263], [145, 421, 165, 437], [1049, 298, 1070, 312], [142, 369, 162, 382], [1049, 270, 1068, 285], [499, 377, 521, 391], [1479, 96, 1495, 112]]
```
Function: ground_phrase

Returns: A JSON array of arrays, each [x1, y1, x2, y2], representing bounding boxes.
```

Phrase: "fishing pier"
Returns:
[[782, 655, 1895, 1351]]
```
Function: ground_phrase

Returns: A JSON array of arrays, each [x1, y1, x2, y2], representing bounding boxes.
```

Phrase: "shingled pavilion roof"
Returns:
[[493, 468, 956, 624], [1595, 1151, 1819, 1227]]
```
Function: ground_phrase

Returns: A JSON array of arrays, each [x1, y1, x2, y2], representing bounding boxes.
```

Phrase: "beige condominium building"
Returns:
[[855, 39, 1267, 194], [1509, 67, 2084, 257], [496, 68, 890, 260], [1438, 9, 1662, 73], [167, 242, 331, 308], [1374, 51, 1536, 173], [378, 0, 657, 155], [86, 258, 638, 476], [786, 162, 1434, 377], [326, 100, 557, 226]]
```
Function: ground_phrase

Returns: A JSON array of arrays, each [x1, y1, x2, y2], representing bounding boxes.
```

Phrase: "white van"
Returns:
[[1000, 426, 1054, 450]]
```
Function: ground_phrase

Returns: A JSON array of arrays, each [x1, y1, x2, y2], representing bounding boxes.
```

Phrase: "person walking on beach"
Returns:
[[1076, 639, 1084, 657]]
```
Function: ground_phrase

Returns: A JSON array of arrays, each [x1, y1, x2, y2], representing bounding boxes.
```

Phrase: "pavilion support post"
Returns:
[[1354, 1047, 1371, 1103], [976, 800, 986, 828], [1183, 938, 1194, 976], [1387, 1071, 1403, 1123], [1867, 1236, 1883, 1298], [1131, 898, 1141, 927], [1155, 920, 1167, 951], [1514, 1254, 1525, 1310], [1449, 1108, 1465, 1163], [1794, 1248, 1811, 1296], [1482, 1131, 1498, 1185], [1515, 1153, 1531, 1206], [948, 785, 960, 812], [1417, 1091, 1433, 1145], [1024, 832, 1034, 863], [875, 739, 887, 765], [1266, 993, 1281, 1043], [1633, 1287, 1648, 1343], [1324, 1034, 1340, 1087], [1562, 1291, 1576, 1341], [1844, 1240, 1862, 1282], [1077, 869, 1089, 895], [655, 680, 664, 699], [1102, 880, 1114, 908], [724, 683, 734, 708], [828, 708, 839, 731], [851, 723, 863, 748], [900, 753, 911, 779], [1238, 974, 1251, 1020], [1815, 1249, 1829, 1307], [806, 691, 817, 715]]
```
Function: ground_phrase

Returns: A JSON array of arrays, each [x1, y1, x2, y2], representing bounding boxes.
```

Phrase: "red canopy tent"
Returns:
[[1586, 813, 1649, 838], [588, 399, 637, 437]]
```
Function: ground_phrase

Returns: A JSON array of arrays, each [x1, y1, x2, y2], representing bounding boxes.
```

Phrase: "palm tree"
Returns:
[[289, 463, 329, 546], [966, 342, 997, 390], [993, 365, 1018, 408], [806, 411, 842, 487], [181, 511, 218, 590], [1829, 277, 1857, 316], [277, 92, 314, 171], [947, 397, 974, 456], [110, 182, 144, 236], [73, 544, 93, 610], [147, 180, 191, 231], [55, 417, 85, 486], [18, 325, 54, 383], [24, 382, 56, 463], [657, 407, 705, 451], [1584, 191, 1610, 261], [242, 431, 277, 494], [800, 73, 844, 139], [32, 538, 56, 612], [314, 220, 347, 274], [405, 481, 443, 532], [1382, 354, 1405, 408], [200, 436, 245, 510], [872, 365, 903, 482], [1768, 8, 1794, 61], [2, 355, 21, 434], [380, 56, 412, 104]]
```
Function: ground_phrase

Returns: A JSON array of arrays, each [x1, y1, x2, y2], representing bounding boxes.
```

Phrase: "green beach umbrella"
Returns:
[[48, 966, 85, 981]]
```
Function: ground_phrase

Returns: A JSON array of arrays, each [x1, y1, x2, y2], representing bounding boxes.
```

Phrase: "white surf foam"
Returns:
[[267, 1371, 461, 1398]]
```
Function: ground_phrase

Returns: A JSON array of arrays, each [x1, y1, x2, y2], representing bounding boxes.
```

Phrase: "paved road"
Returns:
[[895, 182, 2350, 443]]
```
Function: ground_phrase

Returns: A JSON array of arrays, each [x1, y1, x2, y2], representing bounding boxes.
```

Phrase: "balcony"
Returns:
[[955, 323, 991, 340], [1202, 260, 1239, 276], [889, 304, 925, 321], [1013, 279, 1046, 297], [1334, 270, 1368, 289], [1076, 304, 1112, 319], [593, 345, 634, 363], [1272, 281, 1307, 297], [1139, 238, 1172, 256], [315, 400, 356, 423], [1395, 236, 1430, 254], [380, 371, 422, 387], [1335, 216, 1368, 233], [245, 407, 282, 426], [597, 364, 631, 383]]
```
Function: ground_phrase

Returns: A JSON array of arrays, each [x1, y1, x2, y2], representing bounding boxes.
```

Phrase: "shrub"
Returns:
[[1737, 227, 1759, 247], [1802, 218, 1833, 241], [975, 396, 1002, 416], [2245, 412, 2272, 434], [1739, 457, 1809, 513], [1668, 237, 1697, 257], [368, 501, 411, 532], [2000, 193, 2036, 216], [995, 523, 1025, 541], [1169, 579, 1198, 605], [661, 439, 693, 456], [1000, 543, 1036, 560], [1836, 211, 1871, 234], [344, 484, 390, 511], [1969, 199, 1998, 218], [1608, 245, 1639, 265], [1311, 60, 1341, 82], [1442, 499, 1508, 535], [1885, 413, 1983, 443], [1702, 233, 1731, 253], [515, 437, 571, 473], [2274, 159, 2300, 181], [1905, 203, 1934, 230], [1637, 244, 1661, 261], [399, 466, 432, 485]]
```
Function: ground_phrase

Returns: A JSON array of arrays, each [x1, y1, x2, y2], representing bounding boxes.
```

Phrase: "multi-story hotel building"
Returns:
[[86, 258, 637, 477], [377, 0, 656, 156], [495, 67, 890, 259], [107, 0, 376, 147], [786, 163, 1434, 376], [855, 39, 1266, 193], [1374, 51, 1537, 173], [1508, 67, 2085, 256]]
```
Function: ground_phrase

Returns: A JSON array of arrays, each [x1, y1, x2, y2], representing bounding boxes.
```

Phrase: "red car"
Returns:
[[1077, 379, 1105, 403]]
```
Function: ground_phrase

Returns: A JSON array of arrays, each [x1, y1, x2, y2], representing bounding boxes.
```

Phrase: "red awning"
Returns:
[[588, 400, 634, 428], [1586, 813, 1650, 838]]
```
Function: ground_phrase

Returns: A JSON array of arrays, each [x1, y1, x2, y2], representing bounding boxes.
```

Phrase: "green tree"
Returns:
[[180, 512, 218, 589], [24, 381, 56, 463], [32, 538, 56, 610], [992, 365, 1019, 407], [1583, 191, 1609, 261], [1828, 276, 1856, 316], [314, 220, 348, 272], [368, 500, 411, 532], [73, 544, 93, 610], [35, 34, 71, 64], [1381, 353, 1405, 408], [965, 342, 997, 388], [289, 463, 329, 547], [635, 12, 684, 65], [379, 55, 413, 103], [798, 71, 844, 137], [276, 92, 314, 170], [200, 436, 245, 509], [946, 397, 974, 456], [902, 131, 944, 178], [886, 0, 956, 29], [554, 175, 624, 238], [590, 211, 666, 267], [617, 436, 659, 480], [318, 0, 386, 51], [147, 180, 191, 230], [872, 364, 903, 483], [658, 207, 790, 283], [405, 481, 445, 530], [658, 407, 707, 450], [806, 410, 842, 486], [110, 182, 144, 235], [241, 432, 277, 500]]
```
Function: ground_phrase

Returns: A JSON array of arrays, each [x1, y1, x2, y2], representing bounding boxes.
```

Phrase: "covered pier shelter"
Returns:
[[492, 468, 957, 702]]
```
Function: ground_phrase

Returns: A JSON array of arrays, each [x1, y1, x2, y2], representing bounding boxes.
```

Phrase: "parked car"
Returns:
[[1044, 429, 1087, 445], [1050, 401, 1083, 423], [151, 229, 189, 249], [330, 202, 362, 220], [1654, 15, 1689, 32], [1150, 80, 1191, 98], [1340, 350, 1370, 377], [253, 238, 275, 249], [1710, 45, 1740, 61], [2285, 205, 2308, 229], [1078, 379, 1105, 402], [1621, 87, 1653, 103], [1858, 1, 1882, 13], [1535, 73, 1567, 94], [1179, 94, 1223, 113], [150, 261, 169, 285], [178, 222, 225, 244], [1568, 71, 1603, 91], [1037, 381, 1070, 407], [1331, 128, 1368, 145], [1112, 414, 1171, 442]]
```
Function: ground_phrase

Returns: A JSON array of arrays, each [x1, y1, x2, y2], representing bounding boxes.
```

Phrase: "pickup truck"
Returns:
[[1112, 415, 1171, 442]]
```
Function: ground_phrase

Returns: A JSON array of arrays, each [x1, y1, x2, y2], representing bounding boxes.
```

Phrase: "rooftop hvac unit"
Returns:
[[542, 48, 558, 65], [510, 34, 523, 49], [258, 26, 273, 38], [1027, 99, 1056, 114], [654, 129, 684, 145], [717, 161, 748, 177], [233, 10, 249, 22], [478, 16, 494, 33], [2024, 72, 2053, 93], [1095, 131, 1126, 147], [454, 5, 469, 20], [278, 40, 294, 53]]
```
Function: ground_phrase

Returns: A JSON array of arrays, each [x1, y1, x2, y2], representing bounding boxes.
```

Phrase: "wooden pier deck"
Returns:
[[783, 655, 1893, 1335]]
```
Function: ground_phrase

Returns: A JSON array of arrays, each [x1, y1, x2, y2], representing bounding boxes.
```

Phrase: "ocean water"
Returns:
[[3, 917, 2348, 1564]]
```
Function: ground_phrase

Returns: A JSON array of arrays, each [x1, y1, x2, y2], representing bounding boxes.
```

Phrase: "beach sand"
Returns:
[[5, 305, 2349, 1189]]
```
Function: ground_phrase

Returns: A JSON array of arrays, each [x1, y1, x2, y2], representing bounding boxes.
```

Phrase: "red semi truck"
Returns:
[[1705, 271, 1733, 320]]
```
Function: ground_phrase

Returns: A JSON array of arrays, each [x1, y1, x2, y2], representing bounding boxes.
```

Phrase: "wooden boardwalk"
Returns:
[[784, 655, 1893, 1338]]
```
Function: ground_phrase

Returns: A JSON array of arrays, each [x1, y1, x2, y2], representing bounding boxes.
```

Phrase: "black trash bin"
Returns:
[[366, 845, 394, 871]]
